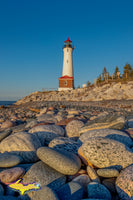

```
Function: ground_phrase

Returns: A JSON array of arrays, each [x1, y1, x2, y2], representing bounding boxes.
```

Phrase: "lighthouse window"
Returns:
[[64, 80, 67, 85], [67, 49, 69, 52], [67, 60, 68, 63]]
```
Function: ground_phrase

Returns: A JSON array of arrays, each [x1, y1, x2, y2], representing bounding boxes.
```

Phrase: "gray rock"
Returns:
[[78, 128, 133, 147], [1, 120, 15, 129], [81, 137, 133, 168], [66, 120, 84, 139], [80, 114, 125, 134], [86, 165, 100, 183], [0, 152, 22, 167], [116, 164, 133, 200], [97, 168, 119, 178], [0, 129, 11, 142], [87, 182, 111, 200], [37, 114, 57, 123], [29, 124, 64, 136], [0, 132, 41, 163], [49, 137, 80, 154], [26, 186, 59, 200], [0, 167, 25, 183], [102, 178, 116, 194], [25, 119, 38, 128], [56, 181, 83, 200], [128, 119, 133, 128], [37, 147, 81, 175], [22, 161, 66, 191]]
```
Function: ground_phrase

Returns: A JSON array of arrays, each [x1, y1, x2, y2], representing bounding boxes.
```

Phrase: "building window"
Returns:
[[66, 60, 68, 63], [67, 49, 69, 52], [64, 80, 67, 86]]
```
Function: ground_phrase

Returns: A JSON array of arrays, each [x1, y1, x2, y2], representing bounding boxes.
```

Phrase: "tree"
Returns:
[[123, 63, 132, 79], [114, 66, 119, 79], [97, 74, 102, 84], [87, 81, 91, 87], [102, 67, 107, 80]]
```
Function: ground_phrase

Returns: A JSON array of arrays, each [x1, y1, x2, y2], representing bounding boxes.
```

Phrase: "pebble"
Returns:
[[97, 168, 119, 178], [0, 167, 25, 183], [102, 178, 117, 194], [37, 147, 81, 175], [87, 182, 111, 200], [0, 129, 11, 142], [22, 161, 66, 191], [66, 120, 84, 139], [0, 152, 22, 168], [56, 181, 83, 200], [37, 114, 57, 123], [115, 164, 133, 200], [86, 165, 100, 183], [0, 132, 41, 163], [81, 137, 133, 168], [1, 120, 15, 129]]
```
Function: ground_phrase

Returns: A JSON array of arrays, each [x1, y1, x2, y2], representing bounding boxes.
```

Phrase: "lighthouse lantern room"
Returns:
[[58, 37, 74, 91]]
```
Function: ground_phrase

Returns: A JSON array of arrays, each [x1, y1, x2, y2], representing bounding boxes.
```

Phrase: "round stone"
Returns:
[[56, 181, 83, 200], [0, 132, 41, 163], [0, 129, 11, 142], [102, 178, 116, 194], [0, 167, 25, 183], [26, 186, 59, 200], [81, 137, 133, 168], [37, 147, 81, 175], [97, 168, 119, 178], [66, 120, 84, 139], [49, 137, 80, 154], [116, 164, 133, 200], [0, 153, 22, 168], [22, 161, 66, 191], [87, 182, 111, 200], [29, 124, 64, 136], [1, 120, 15, 129], [78, 128, 133, 147]]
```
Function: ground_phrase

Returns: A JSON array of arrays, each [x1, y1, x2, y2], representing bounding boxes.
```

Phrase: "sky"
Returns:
[[0, 0, 133, 100]]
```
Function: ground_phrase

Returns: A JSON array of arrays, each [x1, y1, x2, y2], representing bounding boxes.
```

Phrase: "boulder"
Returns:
[[116, 164, 133, 200], [0, 152, 22, 168], [0, 132, 41, 163], [66, 120, 84, 139], [81, 137, 133, 168], [37, 147, 81, 175]]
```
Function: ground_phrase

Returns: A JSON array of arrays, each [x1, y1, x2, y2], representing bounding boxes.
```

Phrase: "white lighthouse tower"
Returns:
[[58, 37, 74, 91]]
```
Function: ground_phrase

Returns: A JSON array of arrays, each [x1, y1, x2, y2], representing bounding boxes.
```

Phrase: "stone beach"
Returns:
[[0, 89, 133, 199]]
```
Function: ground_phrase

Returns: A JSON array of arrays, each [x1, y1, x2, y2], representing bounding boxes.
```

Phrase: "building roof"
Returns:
[[64, 37, 72, 43], [58, 75, 73, 80]]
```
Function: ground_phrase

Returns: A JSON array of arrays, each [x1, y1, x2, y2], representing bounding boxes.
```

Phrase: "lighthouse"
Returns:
[[58, 37, 74, 91]]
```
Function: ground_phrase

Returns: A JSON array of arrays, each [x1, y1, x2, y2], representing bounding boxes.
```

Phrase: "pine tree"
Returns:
[[114, 66, 119, 79], [123, 63, 132, 79]]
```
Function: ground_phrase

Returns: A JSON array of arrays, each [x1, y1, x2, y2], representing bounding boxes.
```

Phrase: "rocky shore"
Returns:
[[0, 95, 133, 199], [16, 81, 133, 105]]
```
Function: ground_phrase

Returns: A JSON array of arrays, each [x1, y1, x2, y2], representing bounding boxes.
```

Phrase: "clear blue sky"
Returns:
[[0, 0, 133, 100]]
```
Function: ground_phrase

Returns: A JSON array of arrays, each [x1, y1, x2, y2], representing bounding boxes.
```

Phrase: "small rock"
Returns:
[[0, 129, 11, 142], [116, 164, 133, 200], [0, 167, 25, 183], [102, 178, 117, 194], [87, 182, 111, 200], [97, 168, 119, 178], [1, 120, 15, 129], [87, 165, 100, 183], [37, 114, 57, 123], [56, 181, 83, 200], [37, 147, 81, 175], [0, 153, 22, 167], [66, 120, 84, 139]]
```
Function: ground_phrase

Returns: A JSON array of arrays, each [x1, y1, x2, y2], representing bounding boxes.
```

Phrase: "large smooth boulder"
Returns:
[[0, 132, 41, 163], [37, 147, 81, 175], [79, 114, 125, 134], [81, 137, 133, 168], [116, 164, 133, 200], [78, 128, 133, 147], [22, 161, 66, 191]]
